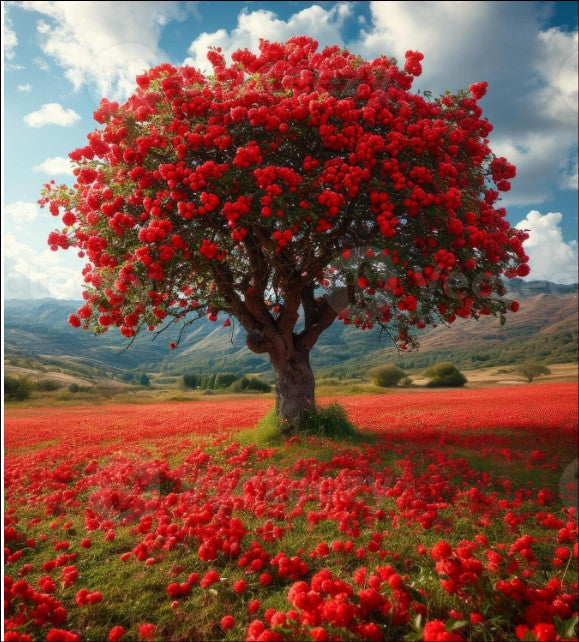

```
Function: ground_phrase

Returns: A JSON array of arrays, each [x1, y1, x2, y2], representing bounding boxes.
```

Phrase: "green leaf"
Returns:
[[562, 615, 578, 639], [500, 314, 506, 326], [413, 613, 423, 631], [447, 619, 468, 631]]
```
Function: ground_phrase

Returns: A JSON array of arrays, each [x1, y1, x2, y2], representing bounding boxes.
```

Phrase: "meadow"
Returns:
[[4, 383, 578, 641]]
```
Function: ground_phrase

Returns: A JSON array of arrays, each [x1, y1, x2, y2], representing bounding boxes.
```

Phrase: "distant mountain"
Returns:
[[504, 278, 578, 296], [4, 280, 577, 378]]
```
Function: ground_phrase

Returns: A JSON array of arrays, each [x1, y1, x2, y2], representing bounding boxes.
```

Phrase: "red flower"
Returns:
[[469, 82, 488, 100], [108, 626, 125, 642], [138, 623, 156, 641], [431, 541, 453, 560], [233, 579, 247, 593], [221, 615, 235, 630], [46, 631, 81, 642]]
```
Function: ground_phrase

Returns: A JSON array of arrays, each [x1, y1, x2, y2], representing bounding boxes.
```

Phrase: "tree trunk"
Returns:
[[271, 348, 316, 431]]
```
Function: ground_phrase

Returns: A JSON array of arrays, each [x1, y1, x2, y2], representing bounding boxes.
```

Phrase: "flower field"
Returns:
[[4, 383, 578, 641]]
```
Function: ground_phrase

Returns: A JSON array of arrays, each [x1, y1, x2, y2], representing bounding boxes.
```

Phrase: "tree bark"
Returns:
[[270, 348, 316, 431]]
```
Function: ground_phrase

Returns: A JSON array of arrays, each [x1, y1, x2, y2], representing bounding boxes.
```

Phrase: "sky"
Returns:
[[2, 0, 578, 300]]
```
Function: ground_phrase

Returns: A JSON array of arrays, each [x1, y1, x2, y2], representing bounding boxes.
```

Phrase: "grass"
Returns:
[[235, 404, 375, 449]]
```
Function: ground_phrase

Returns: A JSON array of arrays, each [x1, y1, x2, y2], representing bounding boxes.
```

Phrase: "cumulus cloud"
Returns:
[[23, 102, 80, 127], [4, 19, 18, 59], [5, 201, 39, 226], [17, 83, 33, 92], [18, 1, 188, 101], [184, 3, 352, 72], [4, 234, 84, 299], [34, 156, 74, 176], [353, 1, 578, 207], [515, 210, 578, 284]]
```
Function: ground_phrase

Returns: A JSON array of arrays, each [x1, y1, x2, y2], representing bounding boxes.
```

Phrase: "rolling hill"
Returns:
[[3, 279, 577, 379]]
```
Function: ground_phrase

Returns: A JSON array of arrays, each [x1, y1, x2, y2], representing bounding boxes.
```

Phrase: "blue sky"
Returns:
[[2, 1, 578, 299]]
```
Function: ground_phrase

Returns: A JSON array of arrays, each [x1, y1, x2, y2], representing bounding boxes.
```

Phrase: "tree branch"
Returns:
[[301, 285, 319, 330], [296, 281, 354, 351]]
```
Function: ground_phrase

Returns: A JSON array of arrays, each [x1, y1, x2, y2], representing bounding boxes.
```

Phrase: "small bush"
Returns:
[[5, 376, 33, 401], [230, 376, 272, 393], [423, 362, 467, 387], [257, 403, 361, 439], [35, 379, 64, 392], [68, 383, 93, 393], [370, 365, 406, 387], [295, 404, 358, 437]]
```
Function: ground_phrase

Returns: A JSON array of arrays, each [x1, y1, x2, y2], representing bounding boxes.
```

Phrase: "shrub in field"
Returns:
[[214, 372, 239, 389], [230, 376, 272, 393], [370, 364, 406, 387], [259, 402, 358, 438], [42, 37, 528, 430], [513, 361, 551, 382], [34, 379, 64, 392], [423, 361, 467, 387], [68, 383, 93, 393], [4, 376, 33, 401]]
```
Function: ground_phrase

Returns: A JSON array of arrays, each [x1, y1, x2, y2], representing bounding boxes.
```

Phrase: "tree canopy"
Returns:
[[40, 37, 528, 424], [513, 361, 551, 383]]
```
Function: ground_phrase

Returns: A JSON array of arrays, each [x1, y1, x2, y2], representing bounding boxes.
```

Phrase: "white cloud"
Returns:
[[23, 102, 80, 127], [18, 1, 188, 101], [4, 19, 18, 60], [34, 156, 74, 176], [353, 2, 578, 207], [4, 234, 83, 299], [184, 3, 352, 72], [33, 56, 50, 71], [490, 135, 572, 206], [515, 210, 578, 284], [5, 201, 39, 226], [17, 83, 33, 92], [560, 156, 578, 191]]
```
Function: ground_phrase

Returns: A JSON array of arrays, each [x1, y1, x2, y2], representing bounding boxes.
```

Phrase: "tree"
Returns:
[[214, 372, 238, 389], [423, 362, 467, 387], [41, 37, 528, 430], [370, 365, 406, 387], [182, 373, 198, 389], [513, 361, 551, 383], [230, 376, 272, 393]]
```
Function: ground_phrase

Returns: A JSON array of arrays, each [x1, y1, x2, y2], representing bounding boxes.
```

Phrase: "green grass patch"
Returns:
[[234, 404, 374, 448]]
